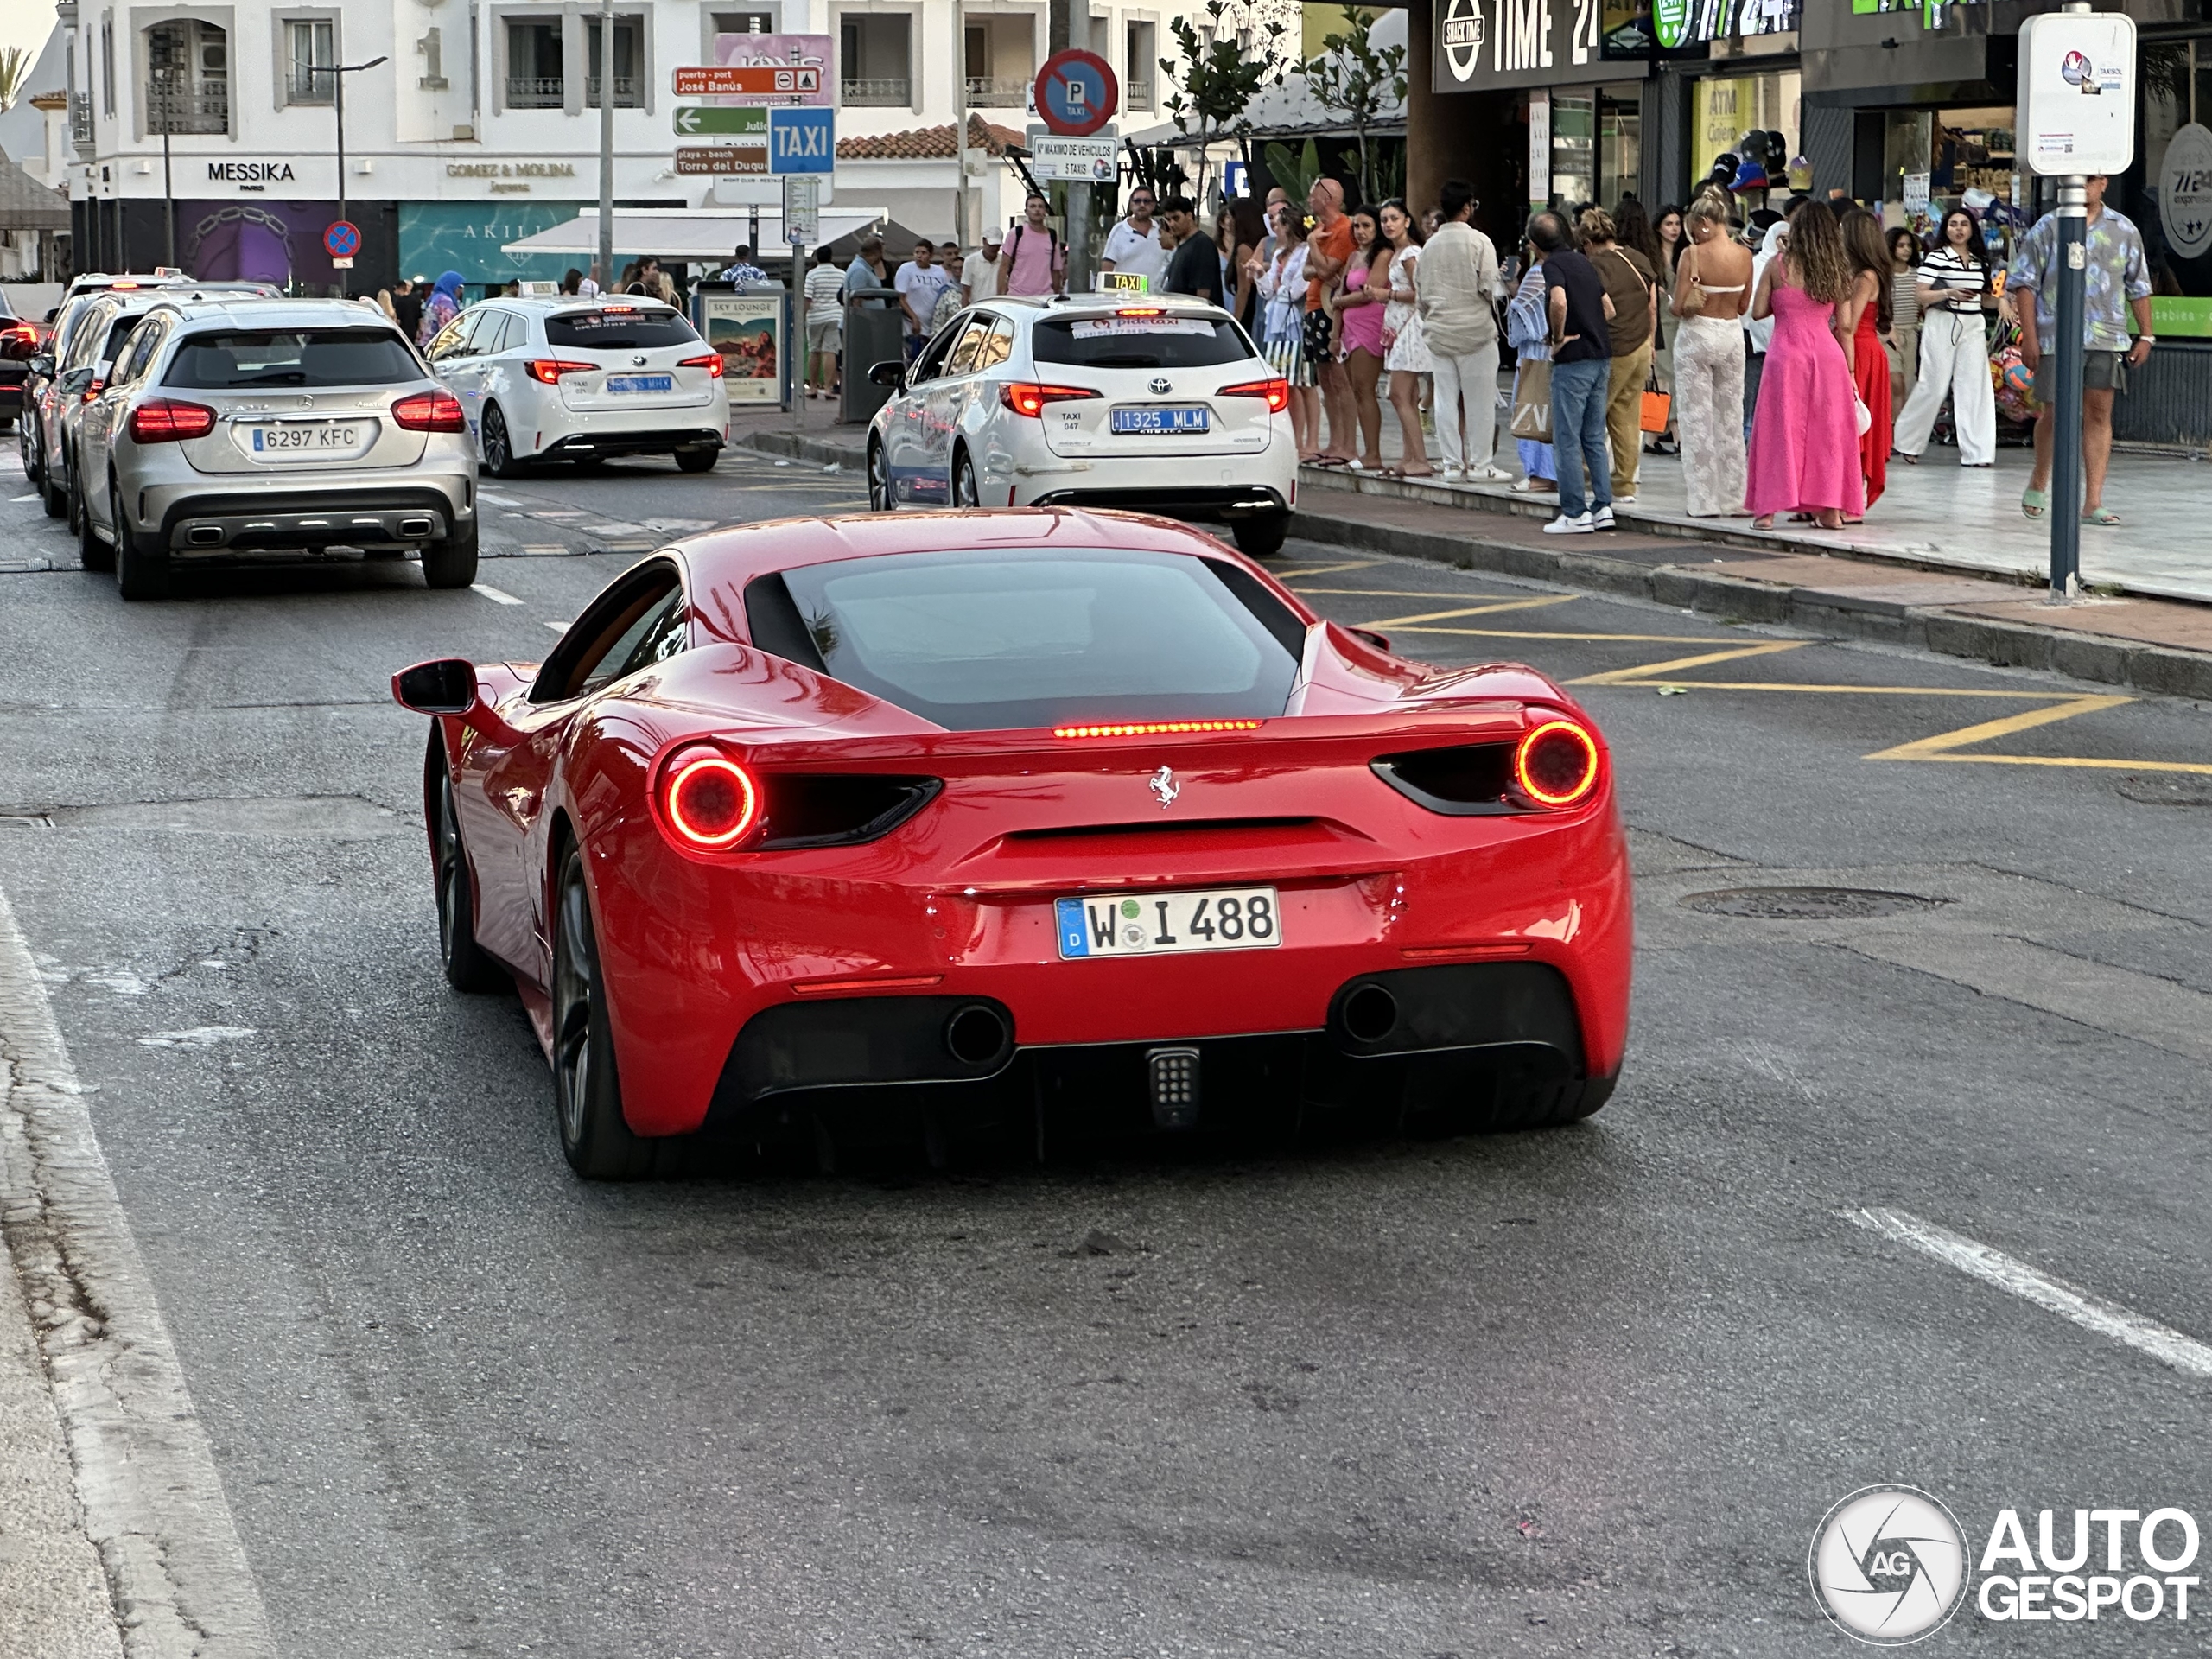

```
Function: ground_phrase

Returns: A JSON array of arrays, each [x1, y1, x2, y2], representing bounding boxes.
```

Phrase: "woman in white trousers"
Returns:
[[1668, 189, 1752, 518], [1893, 208, 1998, 467]]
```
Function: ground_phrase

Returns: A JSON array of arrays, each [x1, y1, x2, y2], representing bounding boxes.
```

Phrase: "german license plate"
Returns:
[[1111, 405, 1209, 435], [1055, 887, 1281, 959], [606, 373, 674, 393], [245, 422, 365, 454]]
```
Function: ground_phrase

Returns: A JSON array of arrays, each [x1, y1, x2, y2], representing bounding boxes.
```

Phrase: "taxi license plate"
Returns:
[[1056, 887, 1281, 959], [249, 423, 364, 453], [607, 373, 675, 393], [1111, 405, 1209, 435]]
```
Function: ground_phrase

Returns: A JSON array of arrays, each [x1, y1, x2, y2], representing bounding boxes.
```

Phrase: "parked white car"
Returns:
[[423, 296, 729, 476], [862, 294, 1296, 556]]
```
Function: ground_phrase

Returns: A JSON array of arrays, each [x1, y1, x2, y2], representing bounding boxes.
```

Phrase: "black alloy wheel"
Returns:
[[481, 404, 527, 478], [431, 744, 507, 993], [868, 441, 892, 512], [550, 842, 664, 1179], [953, 448, 981, 508]]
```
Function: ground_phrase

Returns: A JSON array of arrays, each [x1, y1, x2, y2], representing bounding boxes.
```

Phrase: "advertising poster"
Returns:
[[176, 200, 343, 289], [703, 292, 785, 405], [398, 201, 593, 286]]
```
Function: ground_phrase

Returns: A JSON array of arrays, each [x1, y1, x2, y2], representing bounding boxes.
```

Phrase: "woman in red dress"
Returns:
[[1837, 207, 1894, 515]]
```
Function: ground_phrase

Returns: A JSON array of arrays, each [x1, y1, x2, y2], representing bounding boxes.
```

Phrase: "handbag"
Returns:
[[1510, 359, 1553, 440], [1853, 392, 1873, 436], [1640, 366, 1672, 434], [1675, 248, 1708, 318]]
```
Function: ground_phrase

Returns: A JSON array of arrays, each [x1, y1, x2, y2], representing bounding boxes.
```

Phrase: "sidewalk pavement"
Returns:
[[724, 406, 2212, 703]]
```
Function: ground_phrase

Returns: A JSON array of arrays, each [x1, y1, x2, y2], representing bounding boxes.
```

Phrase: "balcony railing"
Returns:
[[145, 79, 231, 136], [287, 67, 334, 105], [505, 75, 565, 108], [964, 74, 1028, 106], [1125, 79, 1154, 109], [841, 76, 912, 106], [584, 75, 640, 107], [70, 91, 93, 145]]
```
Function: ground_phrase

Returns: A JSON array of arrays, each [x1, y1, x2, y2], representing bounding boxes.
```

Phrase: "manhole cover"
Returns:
[[2115, 775, 2212, 808], [1681, 886, 1951, 920]]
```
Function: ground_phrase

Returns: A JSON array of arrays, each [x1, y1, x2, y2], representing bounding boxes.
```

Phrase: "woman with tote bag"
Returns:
[[1506, 238, 1556, 494]]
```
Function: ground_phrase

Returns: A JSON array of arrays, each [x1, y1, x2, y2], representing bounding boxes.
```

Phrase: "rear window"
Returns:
[[165, 329, 422, 390], [1031, 312, 1255, 370], [747, 548, 1301, 731], [544, 308, 700, 350]]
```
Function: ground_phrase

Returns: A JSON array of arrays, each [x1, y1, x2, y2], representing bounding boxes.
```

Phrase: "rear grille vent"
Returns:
[[1004, 816, 1320, 842], [1372, 744, 1521, 817], [760, 775, 940, 849]]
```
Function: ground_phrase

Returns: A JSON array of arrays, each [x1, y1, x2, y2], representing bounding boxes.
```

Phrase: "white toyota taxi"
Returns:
[[863, 293, 1295, 556], [423, 296, 729, 476]]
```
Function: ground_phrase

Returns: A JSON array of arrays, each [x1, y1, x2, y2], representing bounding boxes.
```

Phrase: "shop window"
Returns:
[[287, 19, 337, 105], [2140, 41, 2212, 332], [505, 19, 563, 108], [585, 16, 643, 109], [839, 14, 911, 107], [1125, 22, 1155, 110], [145, 18, 229, 136], [1550, 86, 1641, 213]]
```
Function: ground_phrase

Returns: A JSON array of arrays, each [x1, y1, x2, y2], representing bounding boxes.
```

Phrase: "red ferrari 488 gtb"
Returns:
[[394, 511, 1630, 1177]]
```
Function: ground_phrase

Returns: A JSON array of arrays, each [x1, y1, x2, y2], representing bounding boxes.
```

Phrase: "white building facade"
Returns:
[[53, 0, 1185, 289]]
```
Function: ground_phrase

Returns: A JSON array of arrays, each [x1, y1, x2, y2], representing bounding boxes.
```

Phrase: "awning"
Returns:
[[502, 206, 890, 259], [0, 154, 68, 232]]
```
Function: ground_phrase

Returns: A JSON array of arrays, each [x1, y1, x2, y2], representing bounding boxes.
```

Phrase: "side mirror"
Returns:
[[60, 367, 91, 394], [391, 658, 478, 715], [868, 359, 906, 390], [27, 353, 54, 377]]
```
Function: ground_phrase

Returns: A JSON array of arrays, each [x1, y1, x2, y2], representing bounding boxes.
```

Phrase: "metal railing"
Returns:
[[840, 76, 911, 106], [963, 74, 1028, 106], [286, 67, 334, 104], [505, 74, 565, 108], [70, 91, 93, 144], [145, 79, 231, 135], [1125, 79, 1154, 109], [583, 74, 640, 107]]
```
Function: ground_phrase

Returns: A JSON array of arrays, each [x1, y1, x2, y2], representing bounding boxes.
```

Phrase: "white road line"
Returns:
[[544, 620, 569, 632], [0, 884, 276, 1656], [1847, 1207, 2212, 1381], [478, 491, 524, 505], [470, 582, 524, 605], [10, 493, 38, 503]]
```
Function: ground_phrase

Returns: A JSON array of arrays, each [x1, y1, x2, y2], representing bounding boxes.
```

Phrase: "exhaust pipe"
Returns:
[[397, 516, 435, 538], [185, 524, 223, 547], [1341, 982, 1399, 1044], [943, 1003, 1011, 1068]]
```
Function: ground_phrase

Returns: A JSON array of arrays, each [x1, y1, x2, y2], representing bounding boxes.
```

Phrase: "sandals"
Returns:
[[2082, 505, 2121, 527], [2022, 487, 2048, 519]]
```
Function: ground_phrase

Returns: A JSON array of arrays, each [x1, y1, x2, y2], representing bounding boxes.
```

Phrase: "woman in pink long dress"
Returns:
[[1745, 205, 1865, 531]]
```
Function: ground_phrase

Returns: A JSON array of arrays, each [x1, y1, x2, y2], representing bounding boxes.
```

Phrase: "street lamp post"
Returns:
[[313, 55, 388, 296], [598, 0, 615, 299]]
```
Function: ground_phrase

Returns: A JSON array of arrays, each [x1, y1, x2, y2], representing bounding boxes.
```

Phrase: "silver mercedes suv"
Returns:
[[73, 297, 479, 600]]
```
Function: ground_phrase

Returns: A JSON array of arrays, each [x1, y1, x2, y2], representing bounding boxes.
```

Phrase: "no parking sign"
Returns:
[[1033, 49, 1117, 137], [323, 219, 360, 270]]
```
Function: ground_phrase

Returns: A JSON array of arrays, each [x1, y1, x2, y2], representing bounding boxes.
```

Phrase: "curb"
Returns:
[[741, 428, 866, 470], [1285, 506, 2212, 705]]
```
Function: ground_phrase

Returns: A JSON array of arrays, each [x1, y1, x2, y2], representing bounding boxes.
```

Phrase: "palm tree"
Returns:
[[0, 48, 29, 116]]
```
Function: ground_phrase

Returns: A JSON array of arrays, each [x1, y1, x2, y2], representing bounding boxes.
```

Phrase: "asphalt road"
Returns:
[[3, 448, 2211, 1656]]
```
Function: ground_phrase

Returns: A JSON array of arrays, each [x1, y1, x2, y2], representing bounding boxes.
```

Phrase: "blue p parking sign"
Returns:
[[769, 106, 836, 174]]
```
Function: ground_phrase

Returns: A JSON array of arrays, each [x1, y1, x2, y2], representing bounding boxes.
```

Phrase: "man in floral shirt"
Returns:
[[2009, 174, 2153, 527]]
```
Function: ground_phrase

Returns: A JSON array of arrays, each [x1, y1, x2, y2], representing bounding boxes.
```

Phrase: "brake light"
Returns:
[[1052, 719, 1263, 739], [660, 747, 760, 849], [1221, 377, 1292, 413], [601, 303, 638, 313], [82, 378, 105, 403], [1000, 381, 1101, 417], [391, 389, 467, 432], [1116, 307, 1165, 317], [127, 398, 216, 443], [1512, 719, 1601, 809], [524, 359, 596, 384], [679, 353, 727, 378]]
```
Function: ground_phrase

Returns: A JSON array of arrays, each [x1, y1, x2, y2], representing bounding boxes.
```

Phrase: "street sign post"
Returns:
[[673, 63, 821, 98], [2019, 4, 2137, 600], [769, 106, 836, 174], [673, 105, 769, 136], [676, 145, 769, 175]]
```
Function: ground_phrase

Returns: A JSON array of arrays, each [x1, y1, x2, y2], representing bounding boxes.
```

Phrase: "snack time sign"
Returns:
[[1433, 0, 1647, 92]]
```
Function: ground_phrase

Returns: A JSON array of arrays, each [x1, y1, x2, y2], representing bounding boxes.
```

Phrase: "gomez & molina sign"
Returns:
[[1433, 0, 1649, 91], [446, 162, 579, 179]]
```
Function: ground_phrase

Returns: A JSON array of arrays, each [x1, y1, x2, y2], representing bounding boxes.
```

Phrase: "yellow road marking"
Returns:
[[1393, 628, 1748, 643], [1630, 680, 2094, 699], [1358, 596, 1577, 628], [1274, 558, 1383, 576], [1866, 696, 2134, 756], [1569, 641, 1809, 684], [1290, 586, 1546, 598]]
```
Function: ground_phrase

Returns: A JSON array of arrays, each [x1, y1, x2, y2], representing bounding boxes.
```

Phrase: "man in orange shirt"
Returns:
[[1304, 177, 1359, 463]]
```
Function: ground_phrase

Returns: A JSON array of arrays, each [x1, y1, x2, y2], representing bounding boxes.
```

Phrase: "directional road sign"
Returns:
[[708, 34, 833, 106], [673, 105, 769, 137], [673, 64, 821, 98], [768, 106, 835, 175], [675, 145, 769, 176], [1033, 48, 1117, 137], [322, 219, 361, 259]]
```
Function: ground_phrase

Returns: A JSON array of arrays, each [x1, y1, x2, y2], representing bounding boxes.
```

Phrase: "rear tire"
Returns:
[[480, 404, 529, 478], [867, 440, 892, 512], [1232, 512, 1290, 557], [429, 736, 509, 994], [421, 517, 479, 589], [674, 445, 719, 474], [86, 479, 129, 575], [552, 840, 670, 1180], [41, 447, 67, 518], [952, 448, 981, 508]]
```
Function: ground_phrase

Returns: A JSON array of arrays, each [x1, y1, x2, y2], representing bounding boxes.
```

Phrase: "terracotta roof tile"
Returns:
[[836, 114, 1023, 161]]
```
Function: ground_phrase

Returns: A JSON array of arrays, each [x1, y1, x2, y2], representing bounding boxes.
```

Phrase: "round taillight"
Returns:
[[663, 751, 759, 848], [1514, 720, 1600, 809]]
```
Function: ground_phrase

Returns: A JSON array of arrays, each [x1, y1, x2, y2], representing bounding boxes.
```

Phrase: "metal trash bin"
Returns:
[[841, 288, 906, 426]]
